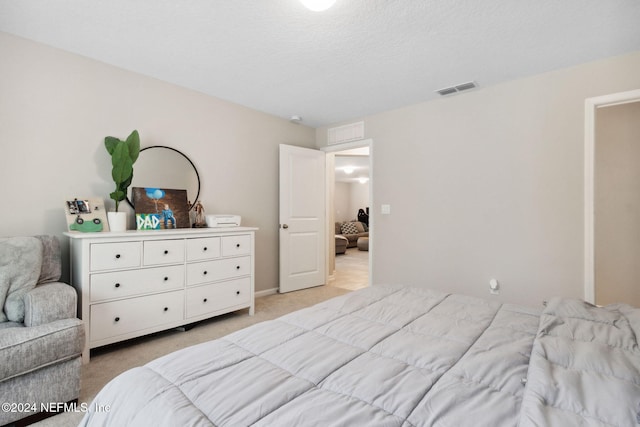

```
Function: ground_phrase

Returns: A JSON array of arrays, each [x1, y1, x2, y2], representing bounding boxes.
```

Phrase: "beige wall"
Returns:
[[334, 182, 352, 223], [349, 182, 369, 220], [317, 51, 640, 307], [595, 101, 640, 306], [0, 32, 316, 293], [334, 181, 369, 223], [3, 30, 640, 305]]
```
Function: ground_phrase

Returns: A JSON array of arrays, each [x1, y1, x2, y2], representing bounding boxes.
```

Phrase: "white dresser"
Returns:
[[64, 227, 257, 362]]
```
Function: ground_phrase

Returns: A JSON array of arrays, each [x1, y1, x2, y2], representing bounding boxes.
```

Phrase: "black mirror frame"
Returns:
[[126, 145, 201, 211]]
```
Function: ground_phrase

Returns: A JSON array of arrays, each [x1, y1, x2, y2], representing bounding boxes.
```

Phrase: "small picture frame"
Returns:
[[64, 198, 110, 232], [132, 187, 190, 230]]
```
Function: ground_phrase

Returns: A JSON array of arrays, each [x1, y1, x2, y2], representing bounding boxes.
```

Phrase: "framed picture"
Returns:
[[64, 198, 110, 232], [132, 187, 190, 230]]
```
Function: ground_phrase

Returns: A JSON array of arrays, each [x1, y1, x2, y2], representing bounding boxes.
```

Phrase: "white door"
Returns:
[[279, 144, 326, 293]]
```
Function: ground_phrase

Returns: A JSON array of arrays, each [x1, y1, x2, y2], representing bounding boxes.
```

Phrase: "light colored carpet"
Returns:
[[32, 285, 350, 427], [332, 247, 369, 291]]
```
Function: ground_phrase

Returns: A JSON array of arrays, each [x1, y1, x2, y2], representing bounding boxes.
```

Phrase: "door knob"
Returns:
[[282, 224, 289, 229]]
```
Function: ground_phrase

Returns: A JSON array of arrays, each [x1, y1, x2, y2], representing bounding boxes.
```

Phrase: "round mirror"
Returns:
[[126, 146, 200, 210]]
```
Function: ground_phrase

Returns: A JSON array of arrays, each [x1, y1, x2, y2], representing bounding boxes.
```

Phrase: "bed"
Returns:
[[80, 285, 640, 426]]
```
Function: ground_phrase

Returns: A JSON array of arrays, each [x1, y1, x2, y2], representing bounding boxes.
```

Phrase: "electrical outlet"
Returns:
[[489, 278, 500, 295]]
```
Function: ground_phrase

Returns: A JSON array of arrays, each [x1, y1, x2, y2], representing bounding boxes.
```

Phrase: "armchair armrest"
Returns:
[[23, 282, 78, 327]]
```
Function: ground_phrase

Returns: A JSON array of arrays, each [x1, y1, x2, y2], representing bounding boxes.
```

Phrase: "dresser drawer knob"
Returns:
[[236, 291, 240, 295], [164, 277, 169, 281], [115, 254, 121, 259], [114, 283, 121, 288], [203, 271, 208, 275], [163, 307, 168, 312], [203, 298, 208, 303], [114, 317, 120, 322], [236, 243, 240, 248], [203, 247, 208, 251], [164, 250, 169, 255], [236, 265, 240, 270]]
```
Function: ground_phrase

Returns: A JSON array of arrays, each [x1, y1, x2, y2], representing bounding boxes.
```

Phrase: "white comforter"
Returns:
[[80, 285, 640, 426]]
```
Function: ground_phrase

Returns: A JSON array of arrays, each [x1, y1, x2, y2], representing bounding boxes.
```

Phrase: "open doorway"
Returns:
[[584, 89, 640, 305], [323, 141, 372, 291], [593, 101, 640, 306]]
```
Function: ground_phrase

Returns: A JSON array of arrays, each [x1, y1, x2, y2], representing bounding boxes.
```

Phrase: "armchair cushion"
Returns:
[[24, 282, 78, 327], [353, 221, 366, 233], [0, 318, 84, 382], [0, 237, 43, 323], [35, 235, 62, 284]]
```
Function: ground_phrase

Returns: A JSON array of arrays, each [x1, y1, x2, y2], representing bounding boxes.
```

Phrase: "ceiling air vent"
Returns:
[[436, 87, 458, 96], [436, 81, 477, 96]]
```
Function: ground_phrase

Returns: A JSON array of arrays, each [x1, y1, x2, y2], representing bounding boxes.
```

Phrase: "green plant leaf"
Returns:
[[110, 190, 125, 201], [120, 174, 132, 192], [104, 130, 140, 212], [126, 130, 140, 164], [110, 189, 125, 212], [104, 136, 120, 155], [111, 141, 133, 187]]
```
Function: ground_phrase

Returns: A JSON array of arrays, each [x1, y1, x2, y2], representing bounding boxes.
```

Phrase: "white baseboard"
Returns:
[[255, 287, 279, 298]]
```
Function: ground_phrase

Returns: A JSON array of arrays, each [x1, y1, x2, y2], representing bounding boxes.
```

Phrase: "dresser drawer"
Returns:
[[90, 265, 185, 302], [186, 237, 221, 261], [90, 242, 141, 271], [186, 256, 251, 286], [221, 235, 251, 257], [143, 239, 185, 265], [186, 278, 251, 318], [90, 290, 184, 342]]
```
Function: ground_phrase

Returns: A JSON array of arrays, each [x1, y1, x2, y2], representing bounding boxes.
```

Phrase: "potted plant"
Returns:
[[104, 130, 140, 231]]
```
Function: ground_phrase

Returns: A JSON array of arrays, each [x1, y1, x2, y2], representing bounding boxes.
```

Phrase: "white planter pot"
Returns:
[[107, 211, 127, 232]]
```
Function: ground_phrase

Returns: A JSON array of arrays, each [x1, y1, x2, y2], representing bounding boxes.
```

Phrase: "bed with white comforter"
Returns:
[[80, 285, 640, 426]]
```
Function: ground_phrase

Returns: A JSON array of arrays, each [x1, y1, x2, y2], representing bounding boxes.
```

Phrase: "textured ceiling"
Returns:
[[1, 0, 639, 127]]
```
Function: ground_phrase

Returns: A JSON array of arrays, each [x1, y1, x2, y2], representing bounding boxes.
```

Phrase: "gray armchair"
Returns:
[[0, 235, 85, 426]]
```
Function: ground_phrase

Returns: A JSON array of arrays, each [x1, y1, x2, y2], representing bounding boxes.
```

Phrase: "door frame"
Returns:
[[321, 139, 373, 286], [583, 89, 640, 303]]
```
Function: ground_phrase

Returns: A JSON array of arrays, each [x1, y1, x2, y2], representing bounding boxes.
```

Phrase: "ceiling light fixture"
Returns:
[[358, 177, 369, 184], [300, 0, 336, 12], [343, 167, 354, 174]]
